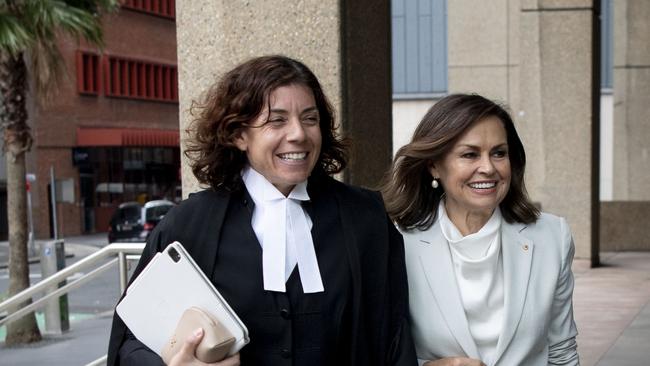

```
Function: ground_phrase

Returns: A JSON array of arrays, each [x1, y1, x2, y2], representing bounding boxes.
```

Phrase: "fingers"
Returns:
[[181, 327, 204, 355], [464, 358, 485, 366], [167, 328, 204, 366], [181, 329, 240, 366], [423, 357, 486, 366]]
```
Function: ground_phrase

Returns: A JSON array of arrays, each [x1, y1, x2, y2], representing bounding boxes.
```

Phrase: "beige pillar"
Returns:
[[447, 0, 520, 109], [176, 1, 392, 193], [613, 0, 650, 200], [446, 1, 597, 260], [519, 1, 596, 259]]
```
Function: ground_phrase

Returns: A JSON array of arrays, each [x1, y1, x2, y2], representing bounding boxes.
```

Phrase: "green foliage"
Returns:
[[0, 12, 33, 55], [0, 0, 117, 55], [0, 0, 118, 99]]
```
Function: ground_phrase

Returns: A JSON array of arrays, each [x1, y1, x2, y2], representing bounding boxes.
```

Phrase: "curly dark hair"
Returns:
[[381, 93, 539, 230], [184, 55, 348, 190]]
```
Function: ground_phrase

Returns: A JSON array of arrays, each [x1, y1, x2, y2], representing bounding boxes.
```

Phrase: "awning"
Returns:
[[76, 127, 180, 147]]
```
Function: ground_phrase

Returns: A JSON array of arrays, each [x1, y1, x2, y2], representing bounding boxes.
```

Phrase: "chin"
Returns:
[[467, 202, 500, 213], [279, 175, 309, 185]]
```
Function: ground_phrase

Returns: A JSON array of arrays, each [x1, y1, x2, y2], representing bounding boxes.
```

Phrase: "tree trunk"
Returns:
[[0, 52, 41, 344]]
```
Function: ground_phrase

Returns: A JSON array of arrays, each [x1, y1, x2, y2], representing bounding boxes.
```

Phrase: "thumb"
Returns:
[[180, 327, 204, 356]]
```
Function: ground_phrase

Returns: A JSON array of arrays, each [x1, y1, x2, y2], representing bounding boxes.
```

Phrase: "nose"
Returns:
[[286, 118, 306, 142], [478, 154, 496, 175]]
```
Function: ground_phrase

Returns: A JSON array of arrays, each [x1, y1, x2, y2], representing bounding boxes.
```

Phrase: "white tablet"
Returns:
[[116, 241, 249, 357]]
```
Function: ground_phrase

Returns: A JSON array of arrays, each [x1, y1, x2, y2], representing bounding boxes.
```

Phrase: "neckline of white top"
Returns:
[[438, 201, 502, 262]]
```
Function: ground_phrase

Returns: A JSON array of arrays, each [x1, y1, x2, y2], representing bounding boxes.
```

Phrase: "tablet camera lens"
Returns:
[[168, 247, 181, 262]]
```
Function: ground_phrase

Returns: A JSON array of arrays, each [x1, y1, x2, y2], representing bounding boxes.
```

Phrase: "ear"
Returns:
[[232, 130, 248, 152], [427, 161, 439, 178]]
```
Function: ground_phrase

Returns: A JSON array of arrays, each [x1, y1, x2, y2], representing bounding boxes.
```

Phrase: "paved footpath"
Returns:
[[573, 252, 650, 366], [0, 238, 649, 365], [0, 234, 115, 365]]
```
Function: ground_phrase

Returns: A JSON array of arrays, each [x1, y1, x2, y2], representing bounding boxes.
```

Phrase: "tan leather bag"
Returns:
[[161, 307, 236, 364]]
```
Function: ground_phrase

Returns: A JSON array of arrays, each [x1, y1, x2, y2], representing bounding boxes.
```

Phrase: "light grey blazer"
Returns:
[[402, 213, 579, 366]]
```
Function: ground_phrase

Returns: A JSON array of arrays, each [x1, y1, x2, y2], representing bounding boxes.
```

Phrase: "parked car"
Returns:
[[138, 200, 175, 240], [108, 202, 142, 243], [108, 200, 175, 242]]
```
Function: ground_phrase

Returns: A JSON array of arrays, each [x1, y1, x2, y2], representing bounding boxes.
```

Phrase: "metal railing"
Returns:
[[0, 243, 145, 365]]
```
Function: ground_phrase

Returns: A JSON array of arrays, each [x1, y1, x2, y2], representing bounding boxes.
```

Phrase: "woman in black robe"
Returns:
[[106, 55, 416, 366]]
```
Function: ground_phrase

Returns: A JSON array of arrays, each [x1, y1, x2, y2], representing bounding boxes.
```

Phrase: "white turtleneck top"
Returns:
[[438, 202, 504, 365]]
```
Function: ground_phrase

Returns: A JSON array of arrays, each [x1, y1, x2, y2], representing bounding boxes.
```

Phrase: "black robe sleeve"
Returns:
[[106, 216, 170, 366], [106, 189, 229, 366], [386, 217, 417, 366], [331, 179, 417, 366]]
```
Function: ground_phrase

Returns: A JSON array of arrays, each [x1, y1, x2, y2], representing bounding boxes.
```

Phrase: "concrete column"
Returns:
[[176, 1, 392, 193], [447, 0, 519, 107], [445, 0, 597, 260], [518, 0, 596, 260], [612, 0, 650, 200]]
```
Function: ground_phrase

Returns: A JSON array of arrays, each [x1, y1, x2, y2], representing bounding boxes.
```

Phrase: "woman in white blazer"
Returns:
[[381, 94, 579, 366]]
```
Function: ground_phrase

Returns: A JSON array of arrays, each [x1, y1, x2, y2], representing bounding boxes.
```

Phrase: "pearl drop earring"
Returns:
[[431, 178, 439, 189]]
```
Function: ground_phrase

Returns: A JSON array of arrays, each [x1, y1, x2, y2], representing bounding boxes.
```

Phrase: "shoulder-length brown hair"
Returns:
[[185, 55, 347, 190], [381, 93, 539, 230]]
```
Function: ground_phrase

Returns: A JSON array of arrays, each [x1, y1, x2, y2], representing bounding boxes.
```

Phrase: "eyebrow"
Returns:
[[269, 106, 319, 114], [456, 143, 508, 149]]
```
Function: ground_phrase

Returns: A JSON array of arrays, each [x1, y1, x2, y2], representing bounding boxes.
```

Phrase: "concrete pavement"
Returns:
[[0, 233, 116, 365], [0, 234, 649, 365], [573, 252, 650, 366]]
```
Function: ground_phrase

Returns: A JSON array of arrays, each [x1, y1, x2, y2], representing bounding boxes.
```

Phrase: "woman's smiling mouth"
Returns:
[[278, 152, 308, 161], [468, 181, 497, 189]]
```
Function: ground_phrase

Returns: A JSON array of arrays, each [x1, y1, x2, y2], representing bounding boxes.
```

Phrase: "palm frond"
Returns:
[[13, 0, 118, 101], [64, 0, 120, 15], [0, 13, 33, 55], [24, 0, 105, 46], [29, 38, 65, 100]]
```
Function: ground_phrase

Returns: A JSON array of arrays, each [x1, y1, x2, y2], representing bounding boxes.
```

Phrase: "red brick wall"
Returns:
[[28, 8, 178, 238], [32, 148, 82, 237]]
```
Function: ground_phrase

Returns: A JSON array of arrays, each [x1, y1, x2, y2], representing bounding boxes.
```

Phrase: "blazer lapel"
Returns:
[[492, 222, 534, 365], [416, 223, 480, 359]]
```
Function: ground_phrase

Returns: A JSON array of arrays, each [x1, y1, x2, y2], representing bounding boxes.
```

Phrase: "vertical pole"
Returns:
[[26, 182, 35, 256], [50, 166, 58, 239], [118, 251, 128, 294], [40, 240, 69, 334], [591, 0, 602, 267]]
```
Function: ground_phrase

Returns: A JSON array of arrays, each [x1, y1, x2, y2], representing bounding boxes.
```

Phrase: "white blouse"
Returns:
[[438, 202, 504, 365]]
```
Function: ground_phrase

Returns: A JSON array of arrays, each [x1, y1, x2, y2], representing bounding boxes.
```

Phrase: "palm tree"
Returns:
[[0, 0, 117, 345]]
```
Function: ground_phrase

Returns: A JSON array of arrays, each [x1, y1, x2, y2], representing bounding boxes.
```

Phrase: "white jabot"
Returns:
[[438, 202, 504, 365], [242, 166, 324, 293]]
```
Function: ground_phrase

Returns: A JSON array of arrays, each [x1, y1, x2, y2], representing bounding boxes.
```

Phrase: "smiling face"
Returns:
[[430, 116, 512, 223], [234, 84, 322, 196]]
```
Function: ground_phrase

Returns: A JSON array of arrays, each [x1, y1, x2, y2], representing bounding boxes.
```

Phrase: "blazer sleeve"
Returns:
[[547, 217, 580, 365]]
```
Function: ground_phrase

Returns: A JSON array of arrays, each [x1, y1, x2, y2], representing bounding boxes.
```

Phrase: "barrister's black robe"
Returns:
[[107, 176, 416, 365]]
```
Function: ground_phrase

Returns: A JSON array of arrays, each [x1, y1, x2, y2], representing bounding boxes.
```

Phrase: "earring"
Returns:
[[431, 178, 439, 189]]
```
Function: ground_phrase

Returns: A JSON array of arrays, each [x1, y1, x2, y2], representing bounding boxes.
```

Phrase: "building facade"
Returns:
[[0, 1, 181, 239], [391, 0, 650, 257]]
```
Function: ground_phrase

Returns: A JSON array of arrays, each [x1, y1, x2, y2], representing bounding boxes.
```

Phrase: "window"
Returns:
[[392, 0, 447, 98], [103, 56, 178, 103], [76, 51, 101, 95], [121, 0, 175, 19]]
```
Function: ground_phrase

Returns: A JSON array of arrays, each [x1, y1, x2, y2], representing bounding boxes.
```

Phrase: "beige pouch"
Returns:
[[161, 307, 236, 364]]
